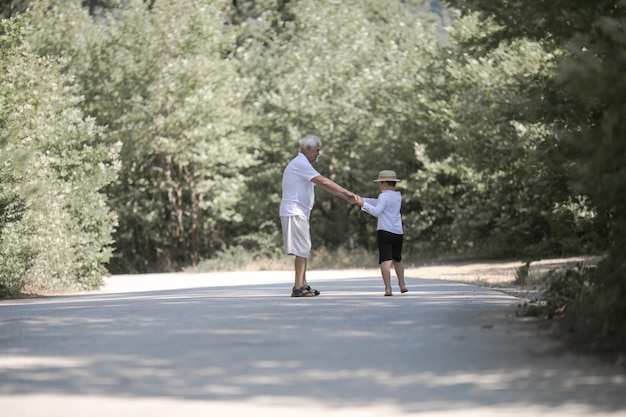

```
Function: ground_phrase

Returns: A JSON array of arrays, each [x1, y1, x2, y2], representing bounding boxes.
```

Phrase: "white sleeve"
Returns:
[[361, 195, 386, 217], [362, 197, 377, 206]]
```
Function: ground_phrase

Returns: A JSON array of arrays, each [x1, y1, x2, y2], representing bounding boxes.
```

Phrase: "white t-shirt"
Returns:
[[361, 190, 403, 235], [280, 152, 321, 217]]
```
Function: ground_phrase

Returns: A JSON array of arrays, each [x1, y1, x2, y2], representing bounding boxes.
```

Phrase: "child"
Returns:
[[357, 170, 408, 296]]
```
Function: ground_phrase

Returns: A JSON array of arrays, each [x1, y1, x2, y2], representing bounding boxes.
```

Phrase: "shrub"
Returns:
[[0, 15, 119, 296]]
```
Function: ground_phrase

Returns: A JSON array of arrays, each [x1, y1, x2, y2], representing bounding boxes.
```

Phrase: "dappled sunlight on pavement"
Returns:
[[1, 271, 625, 416]]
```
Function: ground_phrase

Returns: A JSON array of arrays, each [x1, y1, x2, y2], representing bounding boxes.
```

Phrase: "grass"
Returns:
[[184, 245, 379, 273]]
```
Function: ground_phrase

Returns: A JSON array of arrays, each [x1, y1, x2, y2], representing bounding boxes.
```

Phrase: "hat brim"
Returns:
[[373, 178, 401, 182]]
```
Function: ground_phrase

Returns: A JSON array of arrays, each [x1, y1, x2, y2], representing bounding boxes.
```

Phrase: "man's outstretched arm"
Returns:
[[311, 175, 357, 204]]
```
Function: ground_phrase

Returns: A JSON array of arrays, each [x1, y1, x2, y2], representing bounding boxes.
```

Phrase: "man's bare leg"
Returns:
[[394, 260, 408, 293], [295, 256, 307, 289], [380, 260, 393, 296]]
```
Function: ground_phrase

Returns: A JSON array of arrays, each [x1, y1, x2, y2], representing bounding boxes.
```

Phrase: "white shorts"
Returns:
[[280, 216, 311, 258]]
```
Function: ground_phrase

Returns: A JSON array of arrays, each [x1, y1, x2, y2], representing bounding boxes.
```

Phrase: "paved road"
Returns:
[[1, 270, 625, 416]]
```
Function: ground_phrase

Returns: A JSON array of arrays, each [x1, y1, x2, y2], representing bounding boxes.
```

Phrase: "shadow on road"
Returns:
[[1, 276, 625, 414]]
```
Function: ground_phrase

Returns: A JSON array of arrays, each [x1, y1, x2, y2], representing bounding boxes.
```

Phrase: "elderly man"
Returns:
[[279, 135, 358, 297]]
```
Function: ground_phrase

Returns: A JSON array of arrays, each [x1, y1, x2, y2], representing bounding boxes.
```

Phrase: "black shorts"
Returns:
[[377, 230, 403, 264]]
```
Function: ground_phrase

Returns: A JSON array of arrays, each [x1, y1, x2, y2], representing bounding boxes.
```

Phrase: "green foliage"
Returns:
[[0, 15, 119, 296], [234, 0, 441, 253], [559, 16, 626, 255], [556, 15, 626, 352], [542, 264, 593, 318], [516, 263, 592, 319], [520, 262, 625, 355], [0, 174, 35, 297], [0, 0, 29, 18], [447, 0, 624, 48], [397, 14, 597, 259], [187, 243, 374, 273], [188, 243, 288, 273], [449, 0, 626, 354], [583, 257, 626, 353], [24, 0, 257, 272], [5, 0, 614, 301]]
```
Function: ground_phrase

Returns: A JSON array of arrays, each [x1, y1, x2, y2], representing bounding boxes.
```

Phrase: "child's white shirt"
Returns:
[[361, 190, 403, 234]]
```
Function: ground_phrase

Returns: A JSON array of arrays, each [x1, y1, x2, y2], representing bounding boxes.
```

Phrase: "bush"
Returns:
[[519, 260, 626, 358], [0, 15, 119, 296]]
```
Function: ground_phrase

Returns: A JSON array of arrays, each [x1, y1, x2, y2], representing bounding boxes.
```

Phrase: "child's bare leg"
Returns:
[[394, 260, 408, 293], [380, 260, 393, 296]]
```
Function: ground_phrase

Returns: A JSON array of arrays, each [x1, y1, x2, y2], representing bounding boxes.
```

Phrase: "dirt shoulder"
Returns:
[[405, 256, 601, 300], [406, 256, 599, 284]]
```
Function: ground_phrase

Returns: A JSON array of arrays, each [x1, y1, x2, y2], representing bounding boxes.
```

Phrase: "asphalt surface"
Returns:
[[1, 270, 625, 416]]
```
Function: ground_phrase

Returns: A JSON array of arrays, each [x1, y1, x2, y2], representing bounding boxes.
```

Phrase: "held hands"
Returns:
[[345, 191, 364, 206]]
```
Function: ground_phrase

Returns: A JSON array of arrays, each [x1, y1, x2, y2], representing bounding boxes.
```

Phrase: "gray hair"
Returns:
[[300, 135, 321, 150]]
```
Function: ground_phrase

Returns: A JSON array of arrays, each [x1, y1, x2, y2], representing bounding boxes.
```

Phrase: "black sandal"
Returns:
[[291, 286, 318, 297], [306, 285, 320, 296]]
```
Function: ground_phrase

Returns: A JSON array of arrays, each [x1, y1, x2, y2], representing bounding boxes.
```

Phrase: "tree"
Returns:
[[556, 16, 626, 347], [445, 0, 626, 353], [232, 0, 443, 255], [0, 0, 29, 18], [447, 0, 623, 47], [406, 12, 593, 258], [23, 0, 257, 272], [1, 15, 118, 295]]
